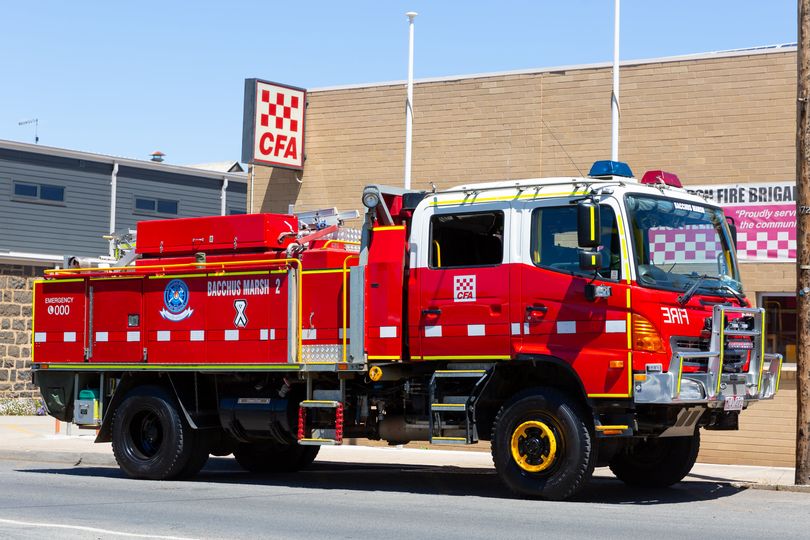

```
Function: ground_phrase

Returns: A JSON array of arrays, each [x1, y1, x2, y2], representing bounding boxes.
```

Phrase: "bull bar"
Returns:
[[633, 306, 783, 405]]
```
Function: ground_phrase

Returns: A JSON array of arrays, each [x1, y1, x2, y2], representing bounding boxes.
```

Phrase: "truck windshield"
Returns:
[[624, 194, 742, 296]]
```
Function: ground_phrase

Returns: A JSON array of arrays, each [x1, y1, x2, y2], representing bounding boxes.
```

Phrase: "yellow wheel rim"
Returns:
[[510, 420, 558, 473]]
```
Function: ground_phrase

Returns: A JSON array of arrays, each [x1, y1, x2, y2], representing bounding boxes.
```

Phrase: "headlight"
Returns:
[[362, 188, 380, 209]]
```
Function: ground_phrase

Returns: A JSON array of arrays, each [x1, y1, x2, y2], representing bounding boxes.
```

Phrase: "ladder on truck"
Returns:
[[428, 368, 491, 445], [297, 379, 346, 445]]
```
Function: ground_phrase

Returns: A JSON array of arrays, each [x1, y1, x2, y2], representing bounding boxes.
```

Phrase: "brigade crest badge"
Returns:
[[160, 279, 193, 321]]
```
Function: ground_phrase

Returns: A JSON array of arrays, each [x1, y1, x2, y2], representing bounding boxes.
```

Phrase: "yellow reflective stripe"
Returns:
[[149, 273, 207, 279], [676, 354, 684, 394], [89, 276, 144, 281], [589, 205, 595, 241], [588, 392, 632, 398], [41, 278, 85, 283], [36, 363, 302, 371], [628, 350, 633, 397], [615, 212, 631, 284], [776, 356, 784, 392], [372, 225, 406, 231], [420, 355, 510, 361], [302, 269, 349, 275], [213, 270, 272, 277], [429, 190, 589, 207], [717, 309, 725, 394], [368, 355, 401, 360], [595, 425, 629, 431]]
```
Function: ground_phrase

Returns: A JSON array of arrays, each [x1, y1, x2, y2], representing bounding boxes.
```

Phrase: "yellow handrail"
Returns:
[[342, 255, 360, 362], [433, 240, 442, 268]]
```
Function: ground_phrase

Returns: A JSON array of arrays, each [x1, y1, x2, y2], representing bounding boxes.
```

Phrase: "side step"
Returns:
[[297, 400, 344, 446], [428, 369, 491, 445]]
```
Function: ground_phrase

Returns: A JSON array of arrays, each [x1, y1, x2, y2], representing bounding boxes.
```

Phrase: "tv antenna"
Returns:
[[18, 118, 39, 144]]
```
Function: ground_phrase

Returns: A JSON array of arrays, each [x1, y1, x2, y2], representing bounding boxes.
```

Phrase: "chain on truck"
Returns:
[[31, 160, 783, 500]]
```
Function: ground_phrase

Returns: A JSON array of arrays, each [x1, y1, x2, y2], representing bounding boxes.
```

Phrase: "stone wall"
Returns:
[[0, 264, 47, 399]]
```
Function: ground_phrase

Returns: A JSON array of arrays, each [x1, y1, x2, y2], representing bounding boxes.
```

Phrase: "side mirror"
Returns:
[[726, 216, 737, 248], [577, 200, 601, 248], [578, 249, 600, 271]]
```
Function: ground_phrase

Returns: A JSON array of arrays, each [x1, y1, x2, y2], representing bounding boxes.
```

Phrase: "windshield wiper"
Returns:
[[677, 275, 744, 306]]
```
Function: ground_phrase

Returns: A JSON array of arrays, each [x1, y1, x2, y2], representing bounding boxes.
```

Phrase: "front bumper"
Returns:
[[633, 306, 783, 406]]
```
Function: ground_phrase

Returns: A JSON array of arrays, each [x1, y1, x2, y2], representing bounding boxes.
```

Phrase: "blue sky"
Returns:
[[0, 1, 796, 165]]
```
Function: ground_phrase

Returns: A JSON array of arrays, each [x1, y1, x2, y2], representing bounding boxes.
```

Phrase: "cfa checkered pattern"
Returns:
[[453, 275, 476, 303], [260, 90, 300, 132], [736, 230, 795, 261], [648, 228, 722, 264]]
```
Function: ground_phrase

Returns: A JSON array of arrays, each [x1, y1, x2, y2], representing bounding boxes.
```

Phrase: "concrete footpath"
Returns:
[[0, 416, 801, 491]]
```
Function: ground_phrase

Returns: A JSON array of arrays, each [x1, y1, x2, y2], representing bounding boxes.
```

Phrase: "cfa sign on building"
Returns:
[[242, 78, 306, 170]]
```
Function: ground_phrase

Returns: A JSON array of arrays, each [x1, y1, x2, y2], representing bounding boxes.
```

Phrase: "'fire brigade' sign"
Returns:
[[242, 78, 306, 170]]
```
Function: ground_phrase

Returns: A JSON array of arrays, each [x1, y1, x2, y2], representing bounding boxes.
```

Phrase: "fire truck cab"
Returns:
[[31, 160, 782, 500]]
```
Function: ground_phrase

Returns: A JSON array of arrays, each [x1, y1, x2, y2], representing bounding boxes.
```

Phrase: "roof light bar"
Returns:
[[641, 170, 683, 188], [588, 160, 634, 178]]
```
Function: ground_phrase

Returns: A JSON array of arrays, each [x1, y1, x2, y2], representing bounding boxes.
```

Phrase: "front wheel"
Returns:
[[491, 388, 594, 500], [609, 431, 700, 487]]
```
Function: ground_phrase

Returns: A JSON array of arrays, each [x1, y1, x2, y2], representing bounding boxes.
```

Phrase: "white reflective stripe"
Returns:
[[95, 332, 109, 342], [605, 320, 627, 333], [380, 326, 397, 338], [523, 322, 530, 335], [260, 329, 269, 341], [126, 331, 140, 342], [225, 330, 239, 341], [34, 332, 47, 343], [556, 321, 576, 334], [424, 325, 442, 338], [157, 331, 170, 342], [63, 332, 77, 343], [190, 330, 205, 341], [270, 329, 276, 340], [302, 329, 317, 340], [511, 323, 521, 336], [467, 324, 485, 336]]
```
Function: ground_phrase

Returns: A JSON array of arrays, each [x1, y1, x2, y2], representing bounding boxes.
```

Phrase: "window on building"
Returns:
[[429, 211, 503, 268], [760, 294, 796, 363], [229, 208, 246, 215], [134, 196, 179, 215], [12, 181, 65, 203], [530, 205, 621, 280]]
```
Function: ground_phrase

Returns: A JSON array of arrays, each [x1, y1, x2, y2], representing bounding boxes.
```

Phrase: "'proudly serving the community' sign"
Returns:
[[687, 182, 796, 263]]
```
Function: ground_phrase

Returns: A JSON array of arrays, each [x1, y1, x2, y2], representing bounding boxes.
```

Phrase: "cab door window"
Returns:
[[531, 205, 620, 280], [430, 211, 504, 268]]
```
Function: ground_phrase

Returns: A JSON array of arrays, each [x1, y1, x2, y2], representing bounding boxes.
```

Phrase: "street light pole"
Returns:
[[611, 0, 620, 161], [404, 11, 417, 190]]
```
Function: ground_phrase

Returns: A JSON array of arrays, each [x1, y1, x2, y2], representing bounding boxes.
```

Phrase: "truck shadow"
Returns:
[[19, 457, 745, 505]]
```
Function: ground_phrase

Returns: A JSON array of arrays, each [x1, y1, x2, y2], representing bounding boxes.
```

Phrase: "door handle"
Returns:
[[525, 305, 548, 317], [422, 308, 442, 316]]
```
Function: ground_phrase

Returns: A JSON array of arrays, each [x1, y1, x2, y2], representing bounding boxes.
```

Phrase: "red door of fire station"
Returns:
[[415, 207, 511, 361]]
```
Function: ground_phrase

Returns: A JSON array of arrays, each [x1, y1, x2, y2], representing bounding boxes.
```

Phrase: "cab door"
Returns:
[[414, 205, 511, 361], [513, 199, 632, 397]]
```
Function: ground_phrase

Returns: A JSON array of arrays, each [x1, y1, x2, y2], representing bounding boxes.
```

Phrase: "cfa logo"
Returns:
[[454, 275, 476, 303]]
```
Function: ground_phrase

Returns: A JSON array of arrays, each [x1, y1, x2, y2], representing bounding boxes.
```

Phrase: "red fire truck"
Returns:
[[31, 160, 782, 500]]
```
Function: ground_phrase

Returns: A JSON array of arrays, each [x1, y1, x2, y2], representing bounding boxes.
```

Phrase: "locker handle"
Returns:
[[422, 308, 442, 316]]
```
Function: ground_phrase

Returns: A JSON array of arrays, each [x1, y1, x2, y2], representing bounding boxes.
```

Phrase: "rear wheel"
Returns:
[[111, 386, 195, 480], [609, 431, 700, 487], [491, 388, 594, 500], [233, 441, 320, 473]]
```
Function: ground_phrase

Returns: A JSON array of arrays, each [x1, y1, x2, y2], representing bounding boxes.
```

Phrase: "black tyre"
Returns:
[[233, 441, 319, 473], [111, 386, 196, 480], [609, 431, 700, 488], [176, 432, 212, 479], [491, 388, 594, 500]]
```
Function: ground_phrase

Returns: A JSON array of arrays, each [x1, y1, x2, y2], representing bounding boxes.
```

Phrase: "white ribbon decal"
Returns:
[[234, 299, 248, 327]]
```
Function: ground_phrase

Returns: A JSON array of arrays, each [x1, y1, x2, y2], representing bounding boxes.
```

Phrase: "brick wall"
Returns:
[[0, 264, 46, 399]]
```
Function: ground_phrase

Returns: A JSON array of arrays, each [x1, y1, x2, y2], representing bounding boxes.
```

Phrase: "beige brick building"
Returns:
[[252, 45, 799, 466]]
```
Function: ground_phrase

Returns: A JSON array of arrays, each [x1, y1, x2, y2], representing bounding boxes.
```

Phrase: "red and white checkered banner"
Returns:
[[242, 79, 306, 170], [649, 226, 722, 264], [686, 182, 796, 263]]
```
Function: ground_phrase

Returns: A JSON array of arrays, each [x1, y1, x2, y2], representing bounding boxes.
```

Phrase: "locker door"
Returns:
[[90, 278, 144, 363]]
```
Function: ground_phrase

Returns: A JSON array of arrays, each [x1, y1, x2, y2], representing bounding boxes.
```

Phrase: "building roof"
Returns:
[[311, 43, 797, 93], [0, 139, 247, 183], [187, 161, 245, 173]]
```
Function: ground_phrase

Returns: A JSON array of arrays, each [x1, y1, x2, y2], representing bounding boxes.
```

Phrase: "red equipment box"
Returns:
[[136, 214, 298, 257]]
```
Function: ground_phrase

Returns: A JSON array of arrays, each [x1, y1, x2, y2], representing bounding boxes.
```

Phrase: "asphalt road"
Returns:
[[0, 457, 808, 540]]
